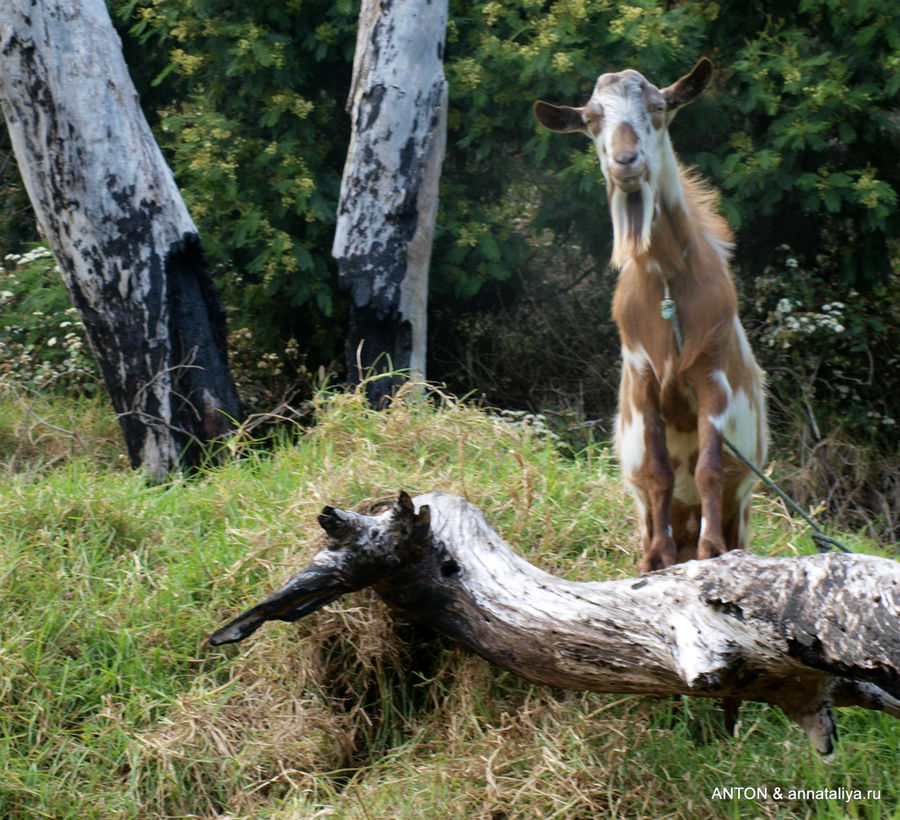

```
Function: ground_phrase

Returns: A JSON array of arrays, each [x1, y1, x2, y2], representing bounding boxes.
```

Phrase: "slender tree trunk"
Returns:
[[0, 0, 242, 480], [210, 491, 900, 755], [332, 0, 448, 406]]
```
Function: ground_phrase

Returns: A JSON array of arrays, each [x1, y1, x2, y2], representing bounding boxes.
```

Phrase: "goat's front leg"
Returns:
[[693, 373, 729, 560], [639, 409, 677, 573]]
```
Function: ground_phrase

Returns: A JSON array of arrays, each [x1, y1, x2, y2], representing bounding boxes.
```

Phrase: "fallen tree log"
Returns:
[[210, 492, 900, 754]]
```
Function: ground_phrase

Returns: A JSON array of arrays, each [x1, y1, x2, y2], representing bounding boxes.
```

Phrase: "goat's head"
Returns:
[[534, 58, 713, 257]]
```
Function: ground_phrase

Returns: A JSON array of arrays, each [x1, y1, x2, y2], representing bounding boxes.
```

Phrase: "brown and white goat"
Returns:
[[535, 58, 767, 573]]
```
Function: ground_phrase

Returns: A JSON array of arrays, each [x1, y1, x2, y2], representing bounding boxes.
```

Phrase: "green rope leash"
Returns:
[[660, 285, 851, 554]]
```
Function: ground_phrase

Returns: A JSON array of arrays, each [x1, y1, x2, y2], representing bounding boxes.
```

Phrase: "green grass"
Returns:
[[0, 383, 898, 819]]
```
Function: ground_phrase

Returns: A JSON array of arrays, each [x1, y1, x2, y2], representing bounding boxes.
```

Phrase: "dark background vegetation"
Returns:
[[1, 0, 898, 539]]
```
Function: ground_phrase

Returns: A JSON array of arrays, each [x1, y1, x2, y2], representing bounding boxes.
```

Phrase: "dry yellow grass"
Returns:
[[1, 383, 897, 819]]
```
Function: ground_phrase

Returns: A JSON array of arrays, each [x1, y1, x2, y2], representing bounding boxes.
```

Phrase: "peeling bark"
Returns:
[[332, 0, 448, 406], [210, 491, 900, 755], [0, 0, 241, 479]]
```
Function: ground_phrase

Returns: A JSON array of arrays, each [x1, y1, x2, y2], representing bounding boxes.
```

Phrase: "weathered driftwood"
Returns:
[[210, 492, 900, 754]]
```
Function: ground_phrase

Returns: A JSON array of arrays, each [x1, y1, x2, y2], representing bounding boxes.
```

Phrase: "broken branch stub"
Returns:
[[209, 492, 900, 753]]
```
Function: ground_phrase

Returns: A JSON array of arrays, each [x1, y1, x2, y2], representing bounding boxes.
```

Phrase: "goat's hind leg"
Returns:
[[693, 380, 729, 560]]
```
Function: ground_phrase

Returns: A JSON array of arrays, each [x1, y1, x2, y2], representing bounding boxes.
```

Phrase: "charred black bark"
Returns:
[[345, 306, 414, 407], [162, 234, 242, 469]]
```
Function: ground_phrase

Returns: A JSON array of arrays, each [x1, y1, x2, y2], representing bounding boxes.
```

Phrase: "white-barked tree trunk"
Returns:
[[332, 0, 448, 406], [0, 0, 242, 479]]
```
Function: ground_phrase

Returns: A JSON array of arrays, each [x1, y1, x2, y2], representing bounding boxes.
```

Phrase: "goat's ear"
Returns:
[[533, 100, 587, 134], [661, 57, 713, 116]]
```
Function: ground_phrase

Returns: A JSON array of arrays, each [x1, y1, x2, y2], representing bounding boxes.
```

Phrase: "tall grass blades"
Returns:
[[0, 386, 898, 819]]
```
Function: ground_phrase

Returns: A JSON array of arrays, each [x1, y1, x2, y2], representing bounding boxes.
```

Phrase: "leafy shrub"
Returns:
[[0, 246, 316, 421], [742, 247, 900, 541], [748, 246, 898, 447], [0, 246, 99, 393], [116, 0, 358, 359], [226, 325, 318, 422], [0, 129, 36, 256], [715, 0, 900, 286]]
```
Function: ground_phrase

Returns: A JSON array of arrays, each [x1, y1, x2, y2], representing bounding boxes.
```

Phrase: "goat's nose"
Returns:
[[613, 149, 639, 167]]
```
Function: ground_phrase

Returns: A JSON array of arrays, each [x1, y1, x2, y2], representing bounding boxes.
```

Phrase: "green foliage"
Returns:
[[115, 0, 360, 358], [434, 0, 713, 307], [439, 0, 899, 306], [0, 247, 99, 393], [103, 0, 899, 351], [749, 245, 898, 445], [712, 0, 900, 286], [0, 130, 36, 256]]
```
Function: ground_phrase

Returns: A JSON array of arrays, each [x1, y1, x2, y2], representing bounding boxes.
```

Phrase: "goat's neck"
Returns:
[[610, 135, 690, 275], [657, 136, 684, 216]]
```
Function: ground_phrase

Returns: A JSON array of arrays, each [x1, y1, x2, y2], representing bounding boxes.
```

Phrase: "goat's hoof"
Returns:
[[639, 552, 675, 574], [697, 538, 726, 560]]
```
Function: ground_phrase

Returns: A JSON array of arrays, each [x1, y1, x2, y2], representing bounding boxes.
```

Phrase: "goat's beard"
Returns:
[[609, 182, 654, 268]]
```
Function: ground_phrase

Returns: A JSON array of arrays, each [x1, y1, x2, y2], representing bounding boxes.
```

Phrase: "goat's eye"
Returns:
[[650, 102, 665, 114]]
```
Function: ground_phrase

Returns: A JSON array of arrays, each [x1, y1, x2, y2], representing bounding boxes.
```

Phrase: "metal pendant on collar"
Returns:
[[661, 280, 684, 354]]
